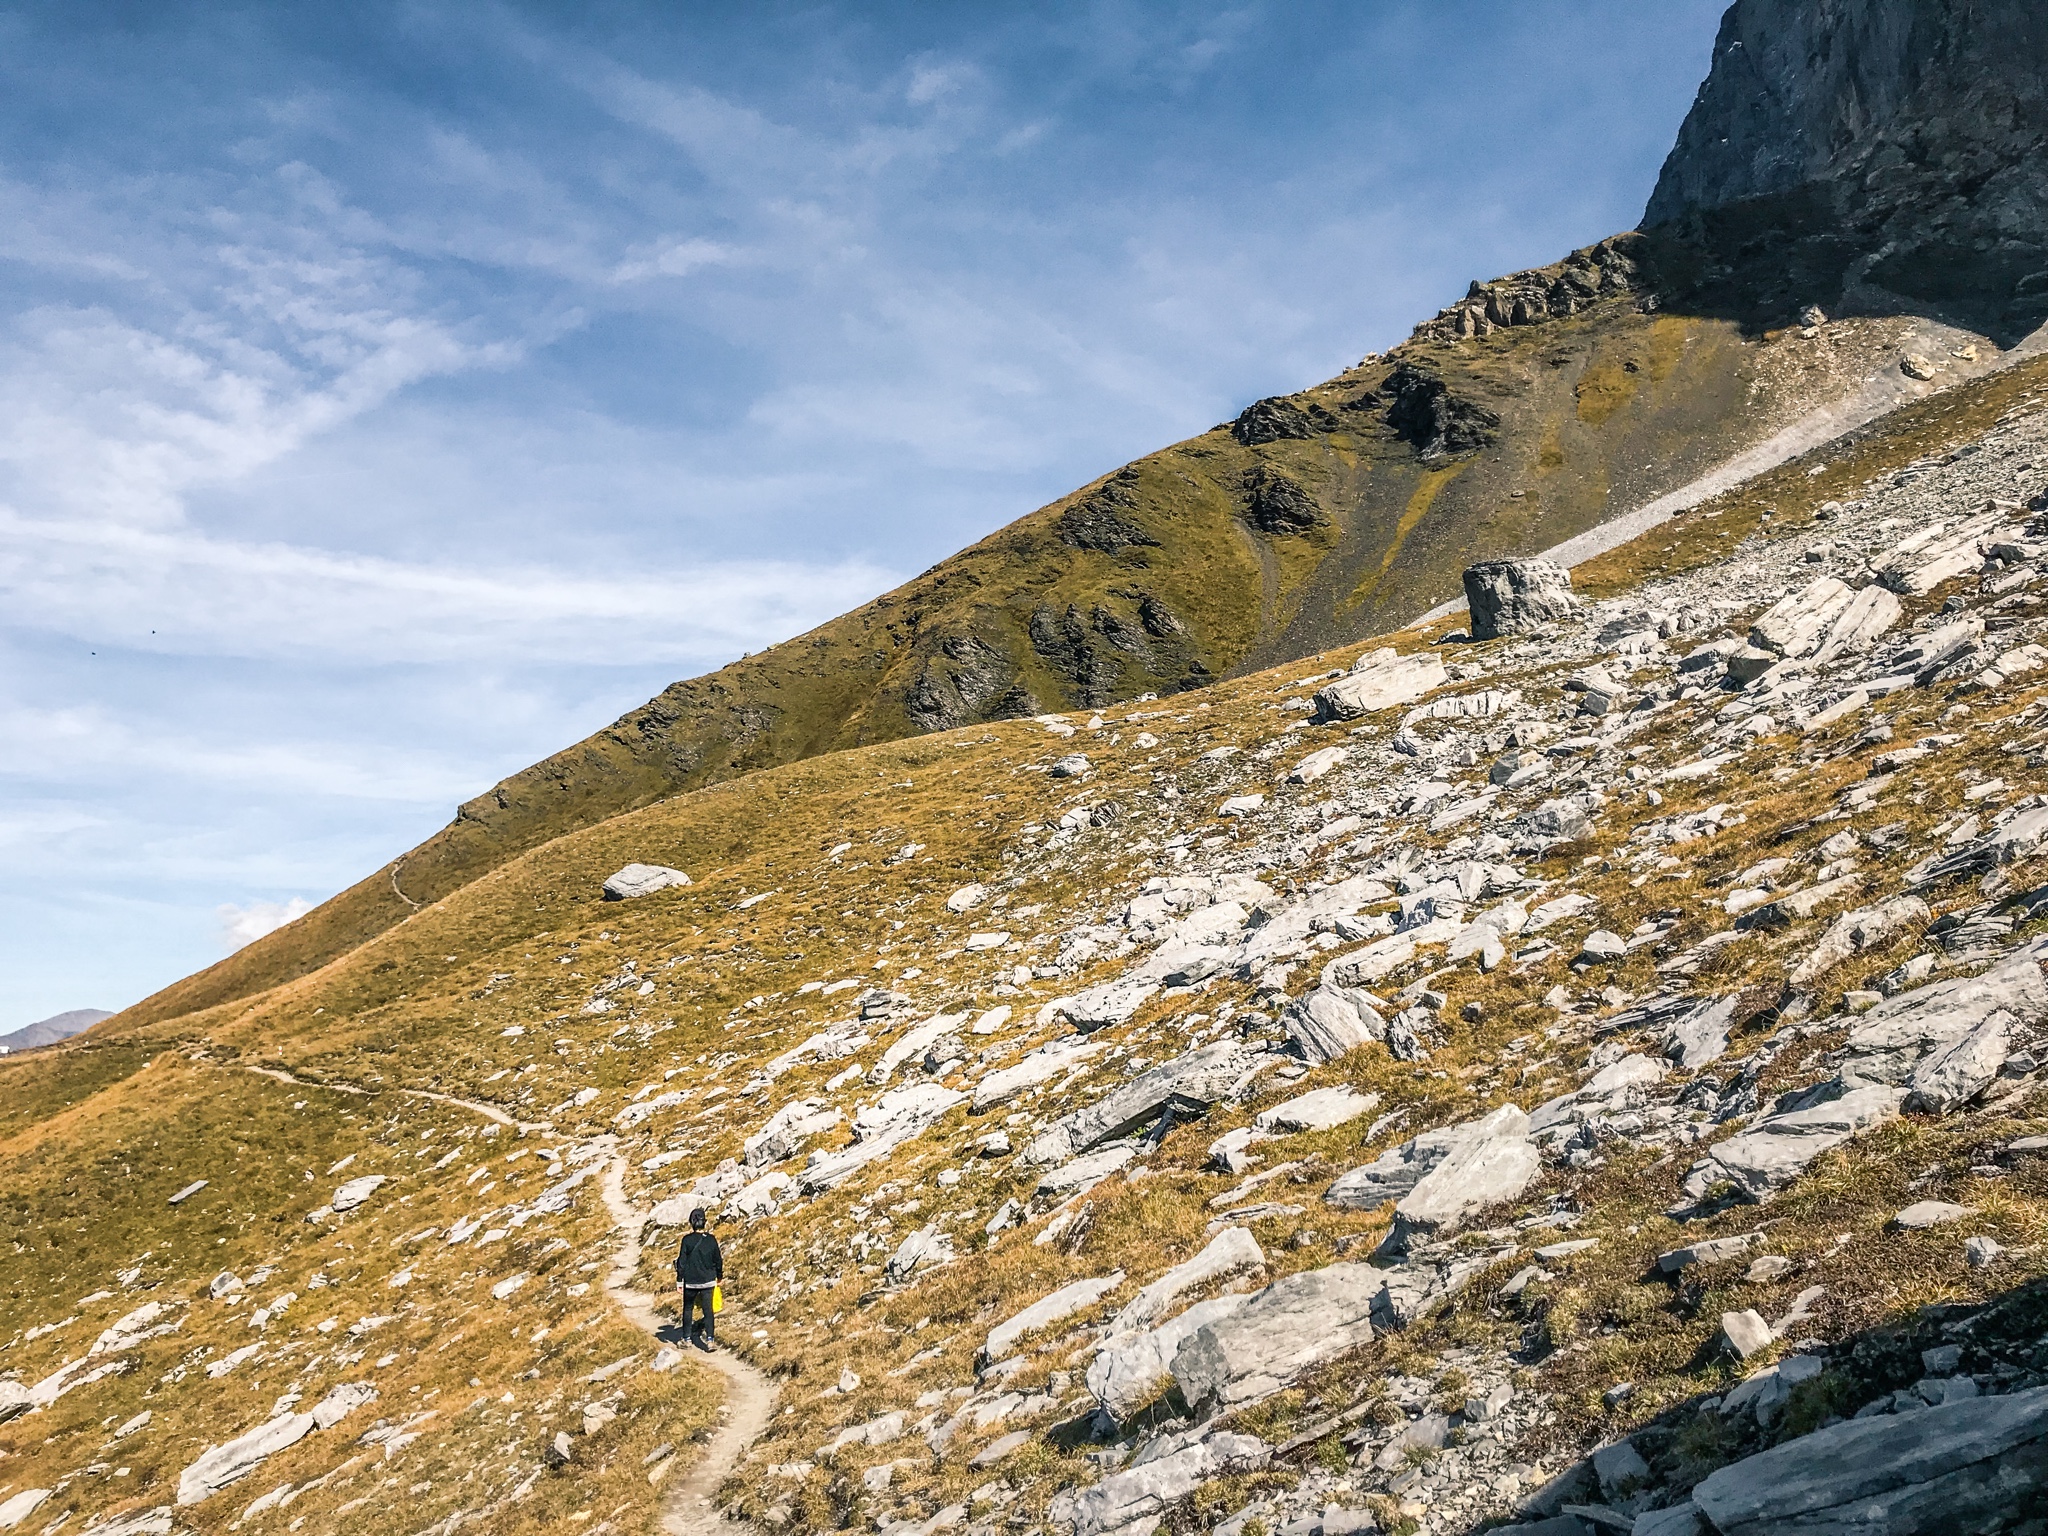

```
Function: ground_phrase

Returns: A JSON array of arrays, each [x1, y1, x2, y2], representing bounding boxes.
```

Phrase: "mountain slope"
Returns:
[[12, 344, 2048, 1536], [121, 254, 2025, 1035]]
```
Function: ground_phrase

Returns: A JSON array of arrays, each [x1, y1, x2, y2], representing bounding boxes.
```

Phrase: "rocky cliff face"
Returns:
[[1644, 0, 2048, 342]]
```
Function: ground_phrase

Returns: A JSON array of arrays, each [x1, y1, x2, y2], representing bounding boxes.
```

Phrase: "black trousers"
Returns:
[[680, 1286, 716, 1342]]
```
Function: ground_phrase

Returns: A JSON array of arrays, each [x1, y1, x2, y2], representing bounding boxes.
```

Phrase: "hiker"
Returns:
[[674, 1206, 724, 1351]]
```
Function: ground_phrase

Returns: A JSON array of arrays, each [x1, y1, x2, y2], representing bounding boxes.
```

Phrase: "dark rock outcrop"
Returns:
[[1061, 468, 1162, 554], [1383, 363, 1501, 458], [1136, 593, 1185, 637], [1643, 0, 2048, 342], [1241, 463, 1322, 535], [1231, 396, 1332, 446], [906, 633, 1023, 732], [1413, 237, 1644, 343]]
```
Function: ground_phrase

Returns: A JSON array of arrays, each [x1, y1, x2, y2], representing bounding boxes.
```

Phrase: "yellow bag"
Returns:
[[710, 1284, 724, 1314]]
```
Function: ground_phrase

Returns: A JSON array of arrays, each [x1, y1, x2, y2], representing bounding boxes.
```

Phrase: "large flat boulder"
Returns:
[[175, 1384, 373, 1504], [1048, 1429, 1269, 1536], [1787, 895, 1930, 987], [1255, 1085, 1379, 1134], [1692, 1386, 2048, 1536], [1169, 1263, 1381, 1414], [1312, 649, 1449, 723], [1700, 1085, 1906, 1202], [1282, 986, 1387, 1063], [1325, 1104, 1531, 1218], [1112, 1226, 1265, 1332], [982, 1272, 1124, 1365], [1839, 960, 2047, 1091], [743, 1098, 843, 1167], [1087, 1292, 1251, 1422], [799, 1087, 966, 1194], [1392, 1107, 1539, 1239], [1055, 977, 1161, 1032], [1750, 575, 1854, 659], [1025, 1042, 1256, 1165], [601, 863, 691, 901], [971, 1038, 1105, 1112]]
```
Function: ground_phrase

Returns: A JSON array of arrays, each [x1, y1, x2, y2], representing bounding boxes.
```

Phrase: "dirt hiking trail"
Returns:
[[603, 1155, 777, 1535]]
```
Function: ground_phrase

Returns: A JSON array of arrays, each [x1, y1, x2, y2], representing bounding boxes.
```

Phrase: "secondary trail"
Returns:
[[602, 1155, 776, 1535], [242, 1063, 775, 1528], [240, 1063, 553, 1132]]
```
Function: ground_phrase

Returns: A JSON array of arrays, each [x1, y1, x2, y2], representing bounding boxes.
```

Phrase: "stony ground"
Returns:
[[7, 346, 2048, 1536]]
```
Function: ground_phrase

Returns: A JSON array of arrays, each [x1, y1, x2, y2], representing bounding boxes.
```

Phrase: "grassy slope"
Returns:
[[15, 349, 2048, 1534], [112, 245, 1958, 1036]]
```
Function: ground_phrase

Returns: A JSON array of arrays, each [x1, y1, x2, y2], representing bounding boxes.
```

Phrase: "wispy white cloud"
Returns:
[[217, 896, 313, 953], [0, 696, 473, 803], [0, 510, 897, 665]]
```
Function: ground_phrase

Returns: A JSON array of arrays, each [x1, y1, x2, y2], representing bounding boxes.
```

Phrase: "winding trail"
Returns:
[[602, 1155, 776, 1534], [241, 1063, 776, 1527], [241, 1064, 554, 1133]]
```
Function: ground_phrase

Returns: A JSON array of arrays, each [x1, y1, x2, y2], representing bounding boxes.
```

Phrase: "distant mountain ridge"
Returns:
[[110, 0, 2048, 1036], [0, 1008, 112, 1053]]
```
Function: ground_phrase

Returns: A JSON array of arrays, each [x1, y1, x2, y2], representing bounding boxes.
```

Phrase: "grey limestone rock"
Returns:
[[1631, 1502, 1707, 1536], [1088, 1292, 1252, 1422], [1326, 1104, 1530, 1216], [175, 1384, 373, 1504], [1170, 1263, 1382, 1415], [1890, 1200, 1978, 1231], [1025, 1041, 1255, 1165], [1719, 1309, 1774, 1360], [1390, 1105, 1540, 1240], [1788, 895, 1930, 987], [1049, 1429, 1270, 1536], [1312, 648, 1449, 723], [331, 1174, 387, 1213], [885, 1223, 957, 1285], [1112, 1226, 1265, 1333], [1692, 1386, 2048, 1536], [1839, 959, 2047, 1092], [601, 863, 691, 901], [743, 1098, 843, 1167], [1698, 1084, 1906, 1202], [1254, 1085, 1379, 1134], [1282, 986, 1387, 1064], [982, 1272, 1125, 1365], [1055, 977, 1161, 1033], [1910, 805, 2048, 887], [1465, 559, 1577, 640], [1666, 994, 1740, 1070], [1750, 575, 1854, 658], [972, 1037, 1104, 1113]]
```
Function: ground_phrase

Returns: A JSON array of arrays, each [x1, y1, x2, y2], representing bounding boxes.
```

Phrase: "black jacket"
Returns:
[[675, 1230, 723, 1288]]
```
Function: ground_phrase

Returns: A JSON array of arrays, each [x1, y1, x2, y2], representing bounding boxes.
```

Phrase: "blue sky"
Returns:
[[0, 0, 1723, 1028]]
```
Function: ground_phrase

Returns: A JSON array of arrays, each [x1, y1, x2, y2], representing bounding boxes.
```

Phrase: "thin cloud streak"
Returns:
[[0, 512, 899, 665]]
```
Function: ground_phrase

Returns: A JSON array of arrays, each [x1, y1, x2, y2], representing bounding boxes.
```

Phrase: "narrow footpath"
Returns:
[[603, 1155, 777, 1535], [241, 1063, 777, 1529]]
